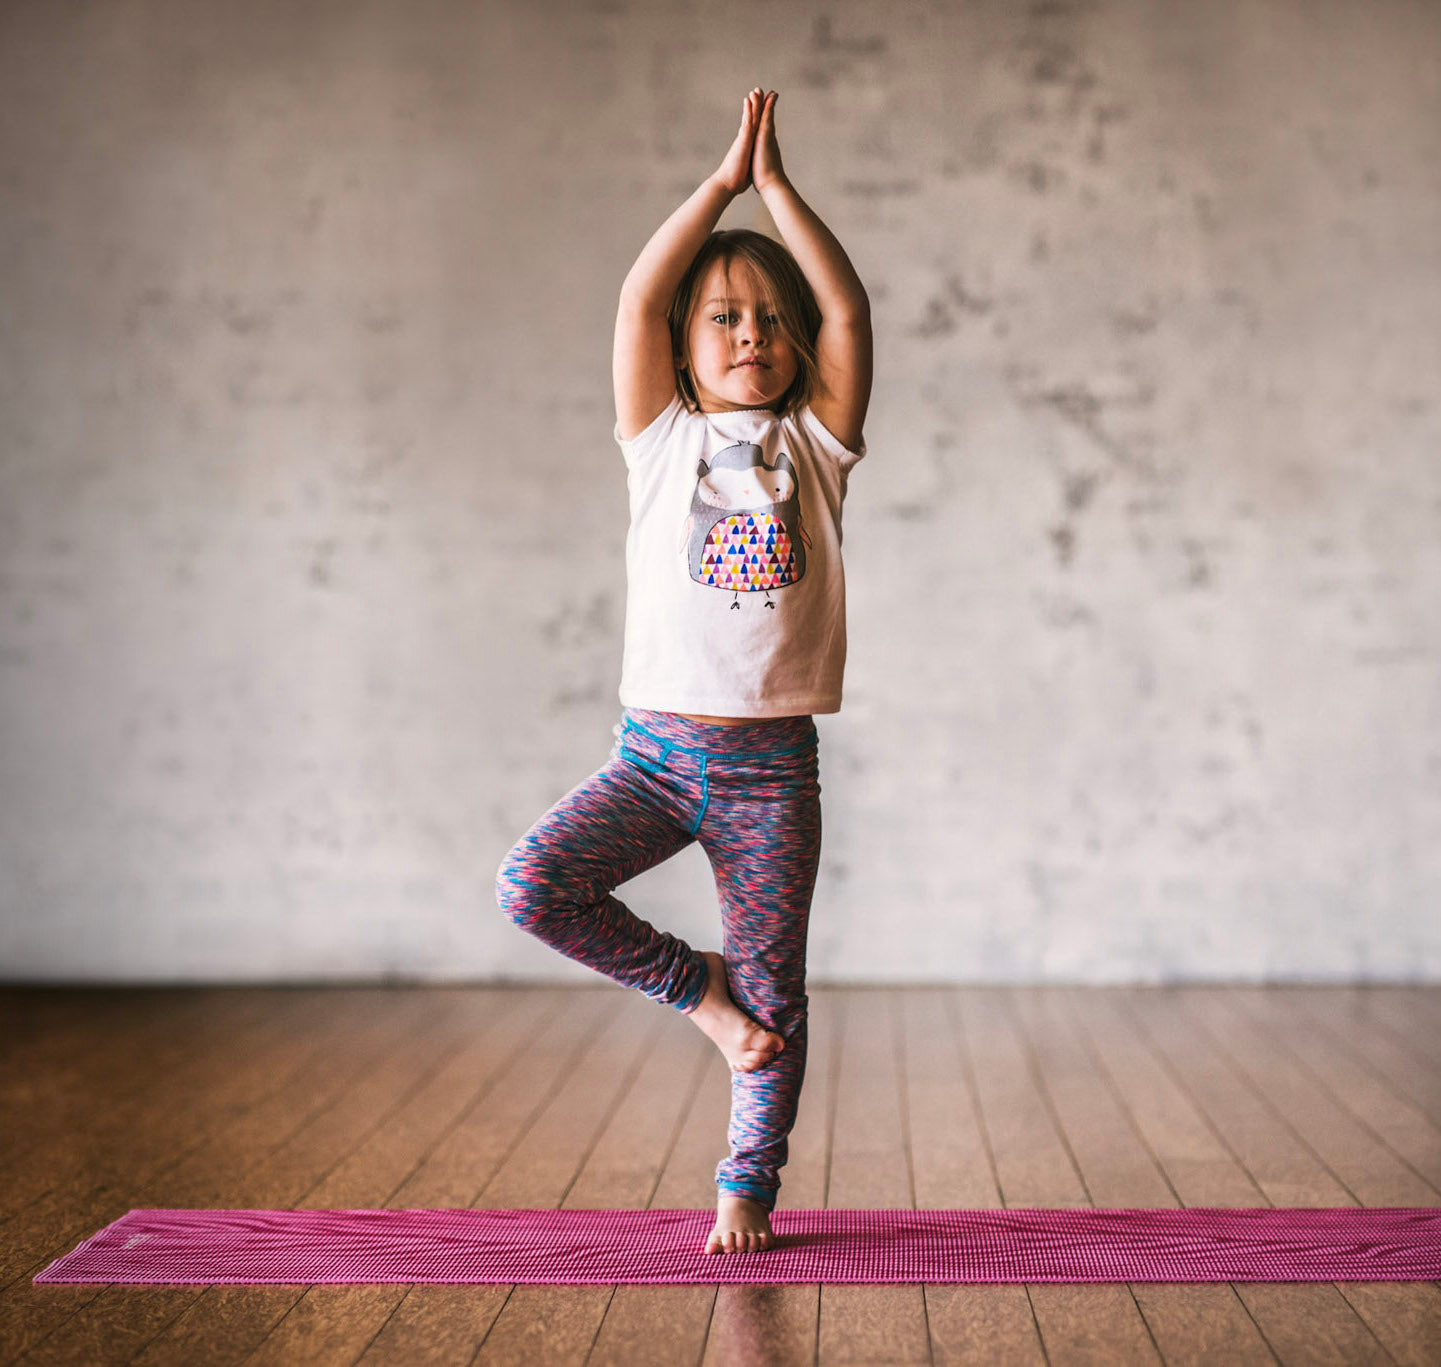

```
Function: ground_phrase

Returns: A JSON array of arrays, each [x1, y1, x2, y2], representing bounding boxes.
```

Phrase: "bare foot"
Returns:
[[705, 1194, 777, 1254], [684, 951, 786, 1073]]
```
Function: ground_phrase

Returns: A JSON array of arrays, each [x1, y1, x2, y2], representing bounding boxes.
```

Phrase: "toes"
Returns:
[[707, 1224, 773, 1253]]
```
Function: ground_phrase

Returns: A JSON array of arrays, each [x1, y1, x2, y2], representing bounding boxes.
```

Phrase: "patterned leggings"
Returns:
[[494, 707, 822, 1212]]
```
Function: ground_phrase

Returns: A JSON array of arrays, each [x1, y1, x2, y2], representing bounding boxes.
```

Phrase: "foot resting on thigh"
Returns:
[[705, 1194, 776, 1254], [684, 950, 786, 1073]]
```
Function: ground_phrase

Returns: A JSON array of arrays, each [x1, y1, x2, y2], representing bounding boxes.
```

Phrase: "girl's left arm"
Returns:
[[753, 92, 872, 451]]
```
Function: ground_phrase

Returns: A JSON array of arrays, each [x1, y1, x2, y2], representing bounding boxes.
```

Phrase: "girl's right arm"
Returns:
[[614, 89, 765, 441]]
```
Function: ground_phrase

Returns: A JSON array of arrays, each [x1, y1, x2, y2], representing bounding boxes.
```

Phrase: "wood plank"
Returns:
[[568, 998, 717, 1367], [1168, 987, 1441, 1363], [1060, 990, 1261, 1205], [1282, 988, 1441, 1130], [905, 989, 1045, 1366], [954, 990, 1086, 1206], [209, 986, 549, 1367], [904, 990, 998, 1209], [959, 989, 1160, 1366], [1009, 988, 1174, 1206], [0, 989, 258, 1169], [1312, 1281, 1441, 1367], [1178, 990, 1438, 1206], [347, 990, 620, 1366], [15, 989, 479, 1366], [0, 988, 225, 1081], [1037, 989, 1274, 1366], [6, 987, 1441, 1365], [819, 989, 929, 1365], [1304, 988, 1441, 1094], [1, 988, 370, 1357], [470, 991, 668, 1366], [1114, 989, 1351, 1205], [1120, 987, 1392, 1365], [0, 989, 295, 1214], [244, 979, 605, 1365], [257, 985, 636, 1365], [1367, 988, 1441, 1039], [28, 985, 518, 1359], [1230, 988, 1441, 1194]]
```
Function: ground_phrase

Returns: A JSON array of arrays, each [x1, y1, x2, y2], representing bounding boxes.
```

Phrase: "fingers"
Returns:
[[742, 87, 775, 123], [738, 90, 763, 144]]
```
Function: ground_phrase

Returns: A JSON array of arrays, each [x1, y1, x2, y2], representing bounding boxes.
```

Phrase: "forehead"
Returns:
[[696, 256, 767, 300]]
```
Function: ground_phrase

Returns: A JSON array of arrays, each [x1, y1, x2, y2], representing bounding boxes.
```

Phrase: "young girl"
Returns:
[[495, 88, 871, 1255]]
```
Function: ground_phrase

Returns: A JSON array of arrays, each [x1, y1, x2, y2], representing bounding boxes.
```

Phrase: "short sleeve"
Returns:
[[614, 390, 687, 471], [800, 404, 867, 474]]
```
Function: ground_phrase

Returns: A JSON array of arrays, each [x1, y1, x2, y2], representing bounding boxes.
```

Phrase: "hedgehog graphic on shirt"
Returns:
[[677, 439, 814, 610]]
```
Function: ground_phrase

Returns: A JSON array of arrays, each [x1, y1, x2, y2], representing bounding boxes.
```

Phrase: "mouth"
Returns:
[[734, 361, 768, 369]]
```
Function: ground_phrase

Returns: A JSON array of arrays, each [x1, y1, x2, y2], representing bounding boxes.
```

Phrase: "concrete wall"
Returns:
[[2, 0, 1438, 984]]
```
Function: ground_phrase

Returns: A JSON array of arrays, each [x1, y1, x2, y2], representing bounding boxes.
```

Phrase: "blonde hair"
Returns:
[[666, 229, 822, 421]]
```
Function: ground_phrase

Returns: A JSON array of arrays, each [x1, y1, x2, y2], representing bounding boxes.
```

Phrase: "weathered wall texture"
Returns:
[[2, 0, 1438, 983]]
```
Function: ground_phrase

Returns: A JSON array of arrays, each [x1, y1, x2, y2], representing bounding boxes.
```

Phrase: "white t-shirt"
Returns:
[[613, 390, 866, 718]]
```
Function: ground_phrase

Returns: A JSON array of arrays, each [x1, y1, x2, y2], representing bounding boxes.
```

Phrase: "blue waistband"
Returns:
[[618, 711, 817, 759]]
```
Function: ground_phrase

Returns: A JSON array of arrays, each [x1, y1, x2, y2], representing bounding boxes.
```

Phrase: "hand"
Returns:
[[712, 88, 765, 196], [751, 90, 786, 192]]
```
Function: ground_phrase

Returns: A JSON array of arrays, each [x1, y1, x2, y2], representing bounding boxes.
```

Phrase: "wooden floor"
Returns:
[[1, 985, 1439, 1365]]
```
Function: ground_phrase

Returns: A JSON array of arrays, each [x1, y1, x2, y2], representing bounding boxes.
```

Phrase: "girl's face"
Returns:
[[679, 258, 799, 413]]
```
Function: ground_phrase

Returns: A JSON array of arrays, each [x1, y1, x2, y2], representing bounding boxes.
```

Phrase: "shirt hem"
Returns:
[[619, 691, 841, 718]]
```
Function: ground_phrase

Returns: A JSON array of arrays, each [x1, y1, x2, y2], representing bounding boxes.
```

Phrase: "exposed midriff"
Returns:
[[672, 713, 759, 726]]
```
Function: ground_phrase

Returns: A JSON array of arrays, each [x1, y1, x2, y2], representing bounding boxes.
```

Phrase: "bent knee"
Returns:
[[494, 844, 537, 923], [494, 841, 565, 928]]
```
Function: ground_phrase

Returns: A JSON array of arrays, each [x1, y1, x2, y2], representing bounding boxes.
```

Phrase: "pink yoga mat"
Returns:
[[31, 1207, 1441, 1285]]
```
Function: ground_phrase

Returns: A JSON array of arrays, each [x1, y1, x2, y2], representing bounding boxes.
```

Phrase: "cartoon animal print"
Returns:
[[677, 439, 813, 610]]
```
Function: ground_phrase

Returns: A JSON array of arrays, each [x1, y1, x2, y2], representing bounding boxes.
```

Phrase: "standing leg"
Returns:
[[697, 749, 823, 1213], [494, 749, 710, 1013]]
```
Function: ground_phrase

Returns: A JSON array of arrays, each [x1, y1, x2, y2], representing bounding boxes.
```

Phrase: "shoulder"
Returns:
[[790, 403, 867, 472], [806, 396, 865, 458], [613, 390, 696, 469]]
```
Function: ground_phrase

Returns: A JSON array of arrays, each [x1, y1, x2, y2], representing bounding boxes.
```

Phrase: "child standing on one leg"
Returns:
[[496, 88, 871, 1254]]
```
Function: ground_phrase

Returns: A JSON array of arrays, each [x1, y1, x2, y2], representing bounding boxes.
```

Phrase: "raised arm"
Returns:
[[614, 90, 766, 441], [752, 91, 872, 452]]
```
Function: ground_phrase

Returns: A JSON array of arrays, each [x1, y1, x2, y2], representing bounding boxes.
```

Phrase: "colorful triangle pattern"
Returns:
[[699, 513, 797, 591]]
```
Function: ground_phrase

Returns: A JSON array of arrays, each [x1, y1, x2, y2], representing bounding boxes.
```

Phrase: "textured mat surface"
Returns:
[[32, 1207, 1441, 1285]]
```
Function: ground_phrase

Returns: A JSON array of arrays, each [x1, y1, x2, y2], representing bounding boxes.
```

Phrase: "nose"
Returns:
[[735, 313, 767, 343]]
